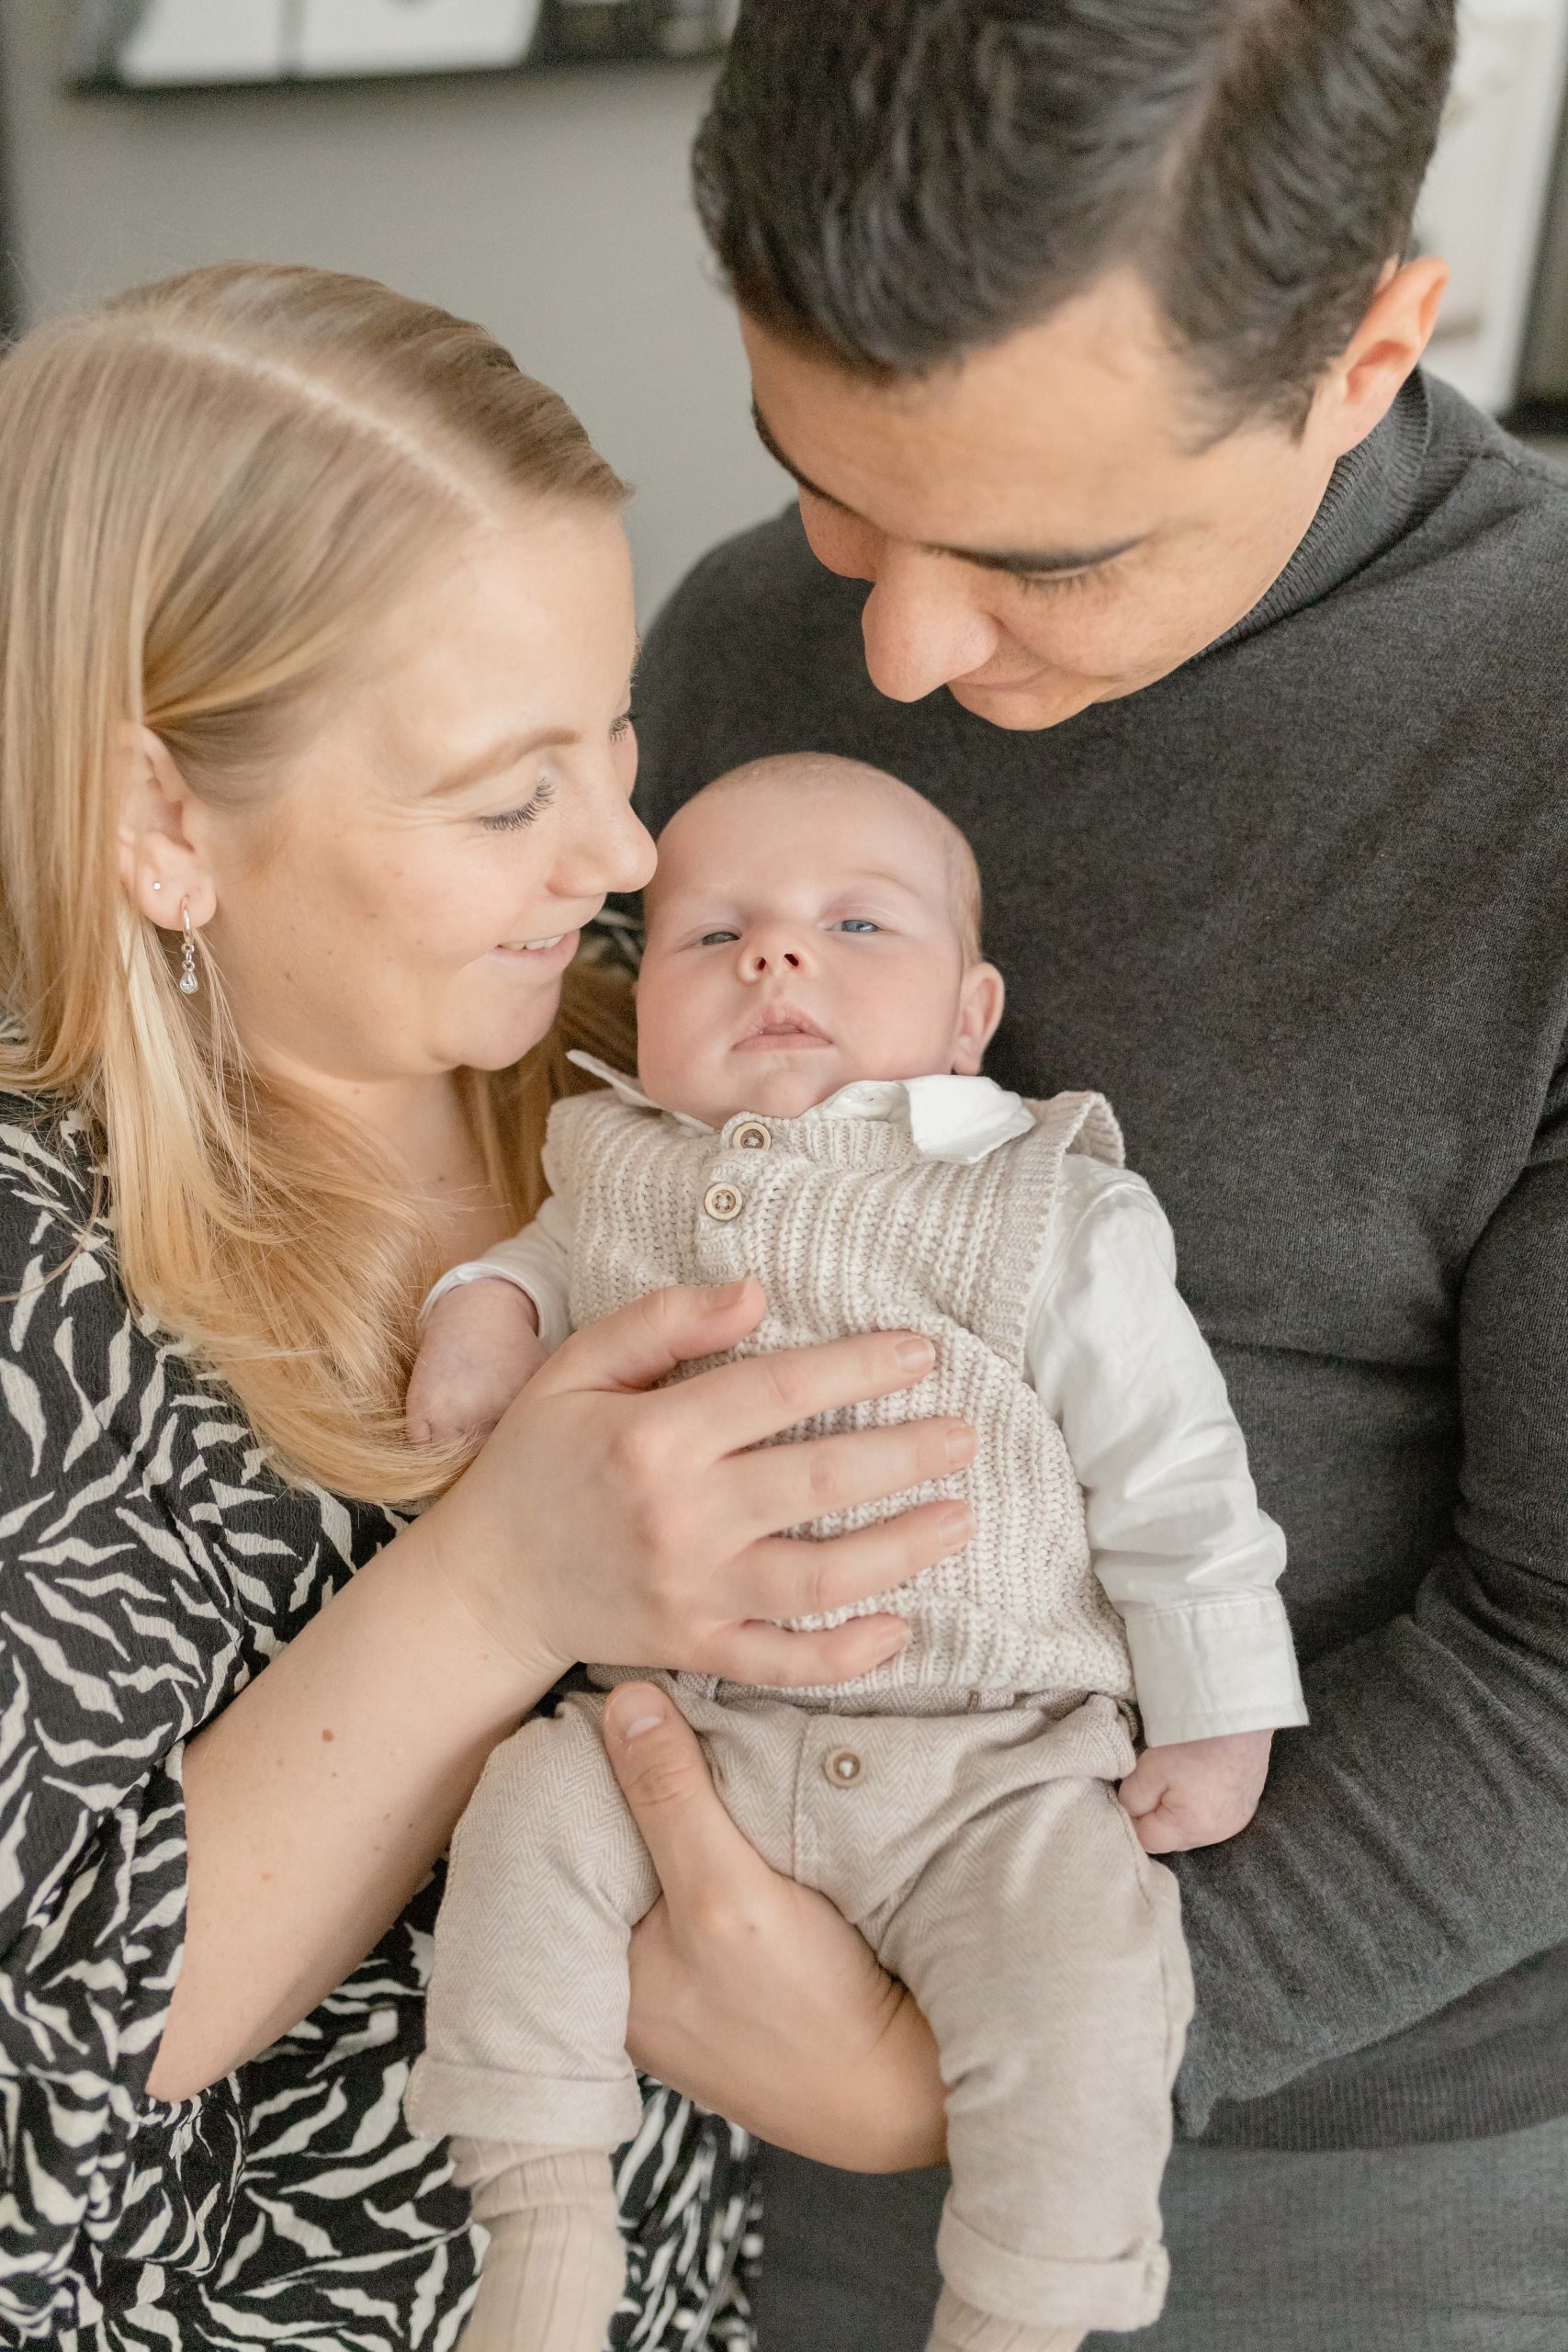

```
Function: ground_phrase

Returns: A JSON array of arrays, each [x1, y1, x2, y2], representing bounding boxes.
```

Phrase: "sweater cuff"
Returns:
[[1124, 1593, 1308, 1747]]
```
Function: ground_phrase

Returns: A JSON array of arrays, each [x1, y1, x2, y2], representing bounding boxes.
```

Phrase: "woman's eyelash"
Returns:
[[480, 776, 558, 833], [610, 711, 634, 741]]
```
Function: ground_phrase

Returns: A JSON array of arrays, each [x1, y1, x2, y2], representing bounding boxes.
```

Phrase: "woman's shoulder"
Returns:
[[0, 1085, 109, 1288], [0, 1080, 397, 1675]]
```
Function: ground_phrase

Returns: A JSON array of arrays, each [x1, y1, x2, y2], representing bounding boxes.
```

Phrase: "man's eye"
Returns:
[[833, 919, 882, 934]]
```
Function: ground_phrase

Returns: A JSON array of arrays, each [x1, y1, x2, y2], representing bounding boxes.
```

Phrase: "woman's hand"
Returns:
[[426, 1279, 974, 1692], [603, 1681, 947, 2173]]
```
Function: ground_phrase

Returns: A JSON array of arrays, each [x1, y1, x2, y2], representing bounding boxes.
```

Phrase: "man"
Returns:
[[628, 2, 1568, 2345]]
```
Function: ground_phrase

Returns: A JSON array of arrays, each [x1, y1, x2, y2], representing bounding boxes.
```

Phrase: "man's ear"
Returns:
[[1318, 252, 1450, 464], [952, 961, 1005, 1074], [117, 726, 218, 930]]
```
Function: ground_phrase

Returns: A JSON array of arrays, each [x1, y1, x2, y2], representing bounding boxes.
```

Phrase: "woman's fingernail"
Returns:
[[875, 1627, 910, 1665], [941, 1503, 974, 1544], [897, 1336, 936, 1372], [618, 1709, 665, 1739], [943, 1421, 974, 1464]]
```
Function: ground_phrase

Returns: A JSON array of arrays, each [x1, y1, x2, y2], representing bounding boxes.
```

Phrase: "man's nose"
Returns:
[[860, 548, 1002, 703]]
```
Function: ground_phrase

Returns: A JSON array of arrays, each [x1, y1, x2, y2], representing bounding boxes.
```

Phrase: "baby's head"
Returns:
[[636, 754, 1003, 1127]]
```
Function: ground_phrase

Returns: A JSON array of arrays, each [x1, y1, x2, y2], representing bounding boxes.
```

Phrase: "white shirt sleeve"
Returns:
[[421, 1189, 577, 1356], [1028, 1158, 1308, 1747]]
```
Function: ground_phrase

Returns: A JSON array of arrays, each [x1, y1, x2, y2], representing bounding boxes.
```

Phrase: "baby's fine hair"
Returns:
[[657, 752, 985, 963]]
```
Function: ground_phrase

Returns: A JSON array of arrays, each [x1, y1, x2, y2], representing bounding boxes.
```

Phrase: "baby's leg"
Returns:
[[867, 1763, 1192, 2352], [405, 1693, 660, 2352], [450, 2138, 626, 2352]]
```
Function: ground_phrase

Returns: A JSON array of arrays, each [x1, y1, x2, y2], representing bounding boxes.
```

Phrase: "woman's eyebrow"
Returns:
[[429, 729, 575, 797], [750, 401, 1146, 575]]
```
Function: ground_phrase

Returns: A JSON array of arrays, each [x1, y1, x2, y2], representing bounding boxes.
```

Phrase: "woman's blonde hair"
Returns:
[[0, 262, 636, 1503]]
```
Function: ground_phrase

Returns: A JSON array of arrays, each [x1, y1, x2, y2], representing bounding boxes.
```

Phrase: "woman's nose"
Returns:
[[557, 785, 657, 899]]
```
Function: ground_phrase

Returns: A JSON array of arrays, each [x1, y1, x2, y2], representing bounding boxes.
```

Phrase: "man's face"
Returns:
[[742, 268, 1373, 732]]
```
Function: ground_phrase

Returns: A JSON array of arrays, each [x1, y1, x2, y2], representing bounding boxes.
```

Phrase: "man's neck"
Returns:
[[1205, 369, 1433, 660]]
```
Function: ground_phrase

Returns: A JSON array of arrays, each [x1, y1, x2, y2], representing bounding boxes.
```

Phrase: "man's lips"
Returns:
[[953, 668, 1051, 697]]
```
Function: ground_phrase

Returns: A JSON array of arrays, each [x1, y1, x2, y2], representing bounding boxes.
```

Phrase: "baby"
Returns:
[[404, 754, 1306, 2352]]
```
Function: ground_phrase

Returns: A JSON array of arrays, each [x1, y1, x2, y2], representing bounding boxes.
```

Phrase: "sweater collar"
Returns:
[[1201, 368, 1433, 659], [566, 1051, 1036, 1165]]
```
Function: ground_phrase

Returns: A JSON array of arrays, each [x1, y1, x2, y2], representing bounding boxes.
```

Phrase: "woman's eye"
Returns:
[[480, 777, 558, 833], [833, 919, 882, 934], [610, 711, 634, 742]]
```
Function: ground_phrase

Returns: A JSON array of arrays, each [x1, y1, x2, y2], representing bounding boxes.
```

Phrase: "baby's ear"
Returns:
[[953, 962, 1005, 1074]]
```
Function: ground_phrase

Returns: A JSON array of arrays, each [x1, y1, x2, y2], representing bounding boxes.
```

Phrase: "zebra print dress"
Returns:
[[0, 1095, 759, 2351]]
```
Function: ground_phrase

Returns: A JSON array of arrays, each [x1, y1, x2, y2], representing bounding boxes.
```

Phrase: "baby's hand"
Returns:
[[1117, 1729, 1273, 1855], [405, 1279, 547, 1448]]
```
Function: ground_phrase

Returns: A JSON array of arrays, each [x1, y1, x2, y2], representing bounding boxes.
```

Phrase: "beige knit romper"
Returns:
[[406, 1088, 1193, 2335]]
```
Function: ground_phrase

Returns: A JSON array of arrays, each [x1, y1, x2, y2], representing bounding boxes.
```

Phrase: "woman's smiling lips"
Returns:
[[491, 927, 582, 971]]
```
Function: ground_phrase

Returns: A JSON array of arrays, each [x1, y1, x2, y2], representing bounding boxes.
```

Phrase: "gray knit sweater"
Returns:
[[631, 370, 1568, 2157]]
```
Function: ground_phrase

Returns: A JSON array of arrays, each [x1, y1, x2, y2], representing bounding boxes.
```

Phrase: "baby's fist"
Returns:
[[1117, 1729, 1273, 1855], [406, 1278, 547, 1449]]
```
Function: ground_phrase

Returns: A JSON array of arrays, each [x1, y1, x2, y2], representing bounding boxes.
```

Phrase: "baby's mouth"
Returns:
[[733, 1005, 833, 1051]]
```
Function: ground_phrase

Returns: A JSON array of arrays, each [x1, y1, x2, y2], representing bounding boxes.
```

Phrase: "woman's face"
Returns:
[[203, 503, 652, 1091]]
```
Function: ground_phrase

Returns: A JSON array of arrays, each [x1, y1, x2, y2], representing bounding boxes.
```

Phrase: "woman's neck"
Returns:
[[258, 1056, 515, 1262]]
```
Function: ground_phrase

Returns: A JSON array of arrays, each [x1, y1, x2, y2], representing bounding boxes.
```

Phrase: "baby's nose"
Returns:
[[743, 942, 804, 975]]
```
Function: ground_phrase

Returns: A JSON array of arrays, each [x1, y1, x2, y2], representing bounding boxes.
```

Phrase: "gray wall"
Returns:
[[1521, 71, 1568, 406], [0, 1, 790, 616]]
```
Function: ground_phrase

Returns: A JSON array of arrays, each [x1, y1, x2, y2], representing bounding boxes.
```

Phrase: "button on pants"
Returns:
[[406, 1681, 1191, 2337]]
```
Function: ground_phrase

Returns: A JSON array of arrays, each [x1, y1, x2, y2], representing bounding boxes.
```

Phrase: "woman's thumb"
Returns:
[[603, 1682, 741, 1890]]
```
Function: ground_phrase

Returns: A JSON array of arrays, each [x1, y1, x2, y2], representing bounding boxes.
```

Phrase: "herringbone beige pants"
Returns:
[[406, 1685, 1191, 2335]]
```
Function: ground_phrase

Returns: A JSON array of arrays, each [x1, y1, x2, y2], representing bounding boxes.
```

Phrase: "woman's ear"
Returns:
[[117, 726, 218, 929], [952, 961, 1005, 1075]]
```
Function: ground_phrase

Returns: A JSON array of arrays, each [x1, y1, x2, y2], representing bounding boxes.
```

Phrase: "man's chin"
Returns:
[[947, 676, 1102, 731]]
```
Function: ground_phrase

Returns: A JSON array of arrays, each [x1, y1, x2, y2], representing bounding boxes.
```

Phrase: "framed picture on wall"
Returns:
[[71, 0, 738, 89]]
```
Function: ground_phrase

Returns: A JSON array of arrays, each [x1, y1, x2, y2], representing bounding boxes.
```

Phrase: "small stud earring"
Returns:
[[151, 880, 162, 892], [179, 899, 199, 997]]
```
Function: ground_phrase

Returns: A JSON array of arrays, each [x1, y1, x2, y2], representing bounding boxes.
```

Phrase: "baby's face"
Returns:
[[636, 764, 999, 1127]]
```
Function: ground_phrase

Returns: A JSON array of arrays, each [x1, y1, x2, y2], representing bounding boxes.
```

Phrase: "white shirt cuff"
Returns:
[[420, 1261, 568, 1354], [1123, 1591, 1309, 1747]]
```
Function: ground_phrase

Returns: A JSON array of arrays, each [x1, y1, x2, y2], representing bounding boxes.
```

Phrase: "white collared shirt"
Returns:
[[430, 1057, 1306, 1746]]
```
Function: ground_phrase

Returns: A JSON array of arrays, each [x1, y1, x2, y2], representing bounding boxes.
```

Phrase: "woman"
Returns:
[[0, 264, 952, 2348]]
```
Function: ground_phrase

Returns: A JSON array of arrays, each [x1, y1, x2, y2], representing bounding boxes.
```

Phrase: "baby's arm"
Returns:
[[1029, 1160, 1307, 1853], [405, 1194, 573, 1447]]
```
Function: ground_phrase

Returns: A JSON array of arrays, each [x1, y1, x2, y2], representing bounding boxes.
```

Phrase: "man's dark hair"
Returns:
[[694, 0, 1458, 435]]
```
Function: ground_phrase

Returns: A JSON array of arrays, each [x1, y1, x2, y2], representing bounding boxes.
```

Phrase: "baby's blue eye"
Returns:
[[699, 930, 739, 947], [834, 919, 882, 934]]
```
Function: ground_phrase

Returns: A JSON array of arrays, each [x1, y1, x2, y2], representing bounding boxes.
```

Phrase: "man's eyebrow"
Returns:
[[750, 400, 1145, 578]]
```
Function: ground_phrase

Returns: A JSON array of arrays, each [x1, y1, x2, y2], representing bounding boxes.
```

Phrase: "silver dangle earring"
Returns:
[[179, 899, 199, 997]]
